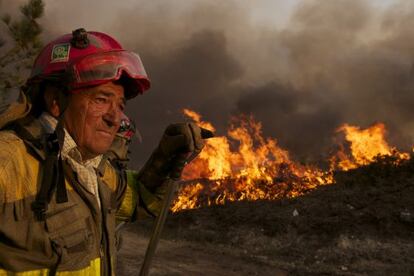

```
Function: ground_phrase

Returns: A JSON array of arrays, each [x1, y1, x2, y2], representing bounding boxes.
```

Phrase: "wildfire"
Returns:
[[330, 123, 410, 171], [171, 110, 410, 212]]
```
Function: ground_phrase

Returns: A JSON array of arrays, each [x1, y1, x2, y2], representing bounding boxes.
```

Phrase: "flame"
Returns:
[[172, 110, 410, 212], [330, 123, 410, 171]]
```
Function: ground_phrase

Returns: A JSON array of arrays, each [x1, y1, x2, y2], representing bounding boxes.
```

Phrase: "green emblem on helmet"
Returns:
[[51, 43, 70, 63]]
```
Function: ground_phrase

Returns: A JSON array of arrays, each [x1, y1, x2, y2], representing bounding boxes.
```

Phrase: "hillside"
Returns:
[[118, 157, 414, 275]]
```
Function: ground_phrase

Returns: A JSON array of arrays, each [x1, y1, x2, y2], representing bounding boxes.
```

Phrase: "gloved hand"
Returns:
[[137, 123, 214, 190]]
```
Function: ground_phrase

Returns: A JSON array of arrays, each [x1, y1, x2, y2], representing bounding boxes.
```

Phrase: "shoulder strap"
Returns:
[[31, 132, 68, 220], [13, 118, 68, 220]]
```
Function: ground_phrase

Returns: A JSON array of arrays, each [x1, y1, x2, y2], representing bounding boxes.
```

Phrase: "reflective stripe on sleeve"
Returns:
[[116, 172, 138, 221]]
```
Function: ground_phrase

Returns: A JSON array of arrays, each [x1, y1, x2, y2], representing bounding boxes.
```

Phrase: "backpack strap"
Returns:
[[13, 118, 68, 220], [31, 132, 59, 220]]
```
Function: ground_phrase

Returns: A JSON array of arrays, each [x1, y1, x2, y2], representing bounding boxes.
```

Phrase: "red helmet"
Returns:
[[27, 28, 150, 99]]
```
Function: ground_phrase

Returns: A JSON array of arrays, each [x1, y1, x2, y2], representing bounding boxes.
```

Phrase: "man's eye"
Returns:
[[95, 97, 107, 104]]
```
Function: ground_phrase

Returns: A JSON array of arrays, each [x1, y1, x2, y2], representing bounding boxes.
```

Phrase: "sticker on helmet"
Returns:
[[51, 43, 71, 63]]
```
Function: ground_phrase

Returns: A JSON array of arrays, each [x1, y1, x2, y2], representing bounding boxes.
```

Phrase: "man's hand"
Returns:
[[158, 123, 213, 179], [138, 123, 214, 189]]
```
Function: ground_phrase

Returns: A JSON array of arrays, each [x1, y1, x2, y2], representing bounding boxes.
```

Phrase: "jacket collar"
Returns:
[[13, 115, 48, 160]]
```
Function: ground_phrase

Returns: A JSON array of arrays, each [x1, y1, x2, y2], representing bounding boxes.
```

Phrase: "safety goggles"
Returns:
[[66, 50, 150, 98]]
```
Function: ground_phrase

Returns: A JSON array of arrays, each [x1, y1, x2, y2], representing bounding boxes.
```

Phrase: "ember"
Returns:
[[172, 110, 410, 212]]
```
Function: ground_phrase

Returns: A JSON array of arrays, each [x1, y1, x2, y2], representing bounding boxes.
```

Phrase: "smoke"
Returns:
[[2, 0, 414, 166]]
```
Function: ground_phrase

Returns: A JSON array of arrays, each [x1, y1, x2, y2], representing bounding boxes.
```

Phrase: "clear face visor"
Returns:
[[66, 50, 150, 98]]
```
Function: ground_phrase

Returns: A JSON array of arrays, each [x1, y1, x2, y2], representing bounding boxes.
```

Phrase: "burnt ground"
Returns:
[[118, 156, 414, 275]]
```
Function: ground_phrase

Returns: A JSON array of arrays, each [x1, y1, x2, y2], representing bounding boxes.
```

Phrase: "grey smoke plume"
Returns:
[[2, 0, 414, 166]]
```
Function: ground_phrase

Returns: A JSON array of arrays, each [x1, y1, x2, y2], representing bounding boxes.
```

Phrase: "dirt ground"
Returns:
[[118, 157, 414, 275], [117, 229, 287, 276]]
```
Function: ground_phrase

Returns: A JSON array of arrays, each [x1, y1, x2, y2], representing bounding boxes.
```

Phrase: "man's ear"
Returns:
[[43, 85, 62, 117]]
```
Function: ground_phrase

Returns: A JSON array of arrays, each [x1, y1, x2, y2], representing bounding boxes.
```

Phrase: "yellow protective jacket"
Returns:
[[0, 118, 166, 275]]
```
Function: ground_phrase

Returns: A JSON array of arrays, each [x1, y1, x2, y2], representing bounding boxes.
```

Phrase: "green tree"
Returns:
[[0, 0, 44, 105]]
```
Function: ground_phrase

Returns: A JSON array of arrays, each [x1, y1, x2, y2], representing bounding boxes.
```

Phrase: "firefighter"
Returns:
[[0, 28, 208, 275]]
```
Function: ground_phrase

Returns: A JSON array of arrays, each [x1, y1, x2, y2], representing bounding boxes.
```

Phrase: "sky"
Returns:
[[1, 0, 414, 167]]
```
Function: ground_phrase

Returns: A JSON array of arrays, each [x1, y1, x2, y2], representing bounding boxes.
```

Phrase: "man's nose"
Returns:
[[103, 103, 122, 128]]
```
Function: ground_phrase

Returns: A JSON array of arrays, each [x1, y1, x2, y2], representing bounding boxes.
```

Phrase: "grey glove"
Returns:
[[138, 123, 214, 190]]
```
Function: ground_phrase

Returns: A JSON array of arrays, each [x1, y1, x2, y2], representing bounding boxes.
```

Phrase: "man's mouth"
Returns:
[[97, 130, 114, 138]]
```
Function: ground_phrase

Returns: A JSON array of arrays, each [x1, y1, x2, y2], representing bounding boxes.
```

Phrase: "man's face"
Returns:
[[63, 81, 126, 159]]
